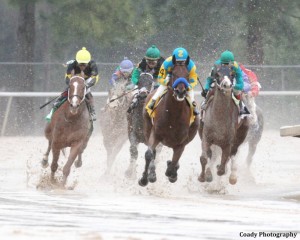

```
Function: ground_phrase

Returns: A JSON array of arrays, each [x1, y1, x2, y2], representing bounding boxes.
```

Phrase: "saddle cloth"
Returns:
[[145, 90, 195, 125]]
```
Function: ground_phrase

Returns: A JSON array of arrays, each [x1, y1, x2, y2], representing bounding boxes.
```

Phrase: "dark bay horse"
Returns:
[[99, 77, 132, 175], [42, 75, 92, 186], [198, 65, 249, 185], [139, 61, 200, 186], [126, 73, 155, 179]]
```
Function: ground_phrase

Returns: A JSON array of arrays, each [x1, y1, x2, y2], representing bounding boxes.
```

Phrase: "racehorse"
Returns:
[[198, 64, 249, 185], [139, 60, 200, 186], [126, 73, 155, 179], [243, 95, 264, 167], [42, 75, 92, 186], [99, 77, 132, 175]]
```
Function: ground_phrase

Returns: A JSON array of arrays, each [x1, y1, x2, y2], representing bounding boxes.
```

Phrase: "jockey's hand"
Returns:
[[85, 77, 96, 88], [201, 90, 207, 98]]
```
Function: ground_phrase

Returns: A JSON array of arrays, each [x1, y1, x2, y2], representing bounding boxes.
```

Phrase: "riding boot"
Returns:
[[148, 84, 167, 110], [127, 94, 139, 113], [192, 101, 200, 115], [53, 95, 66, 109], [201, 90, 213, 110], [86, 92, 96, 121], [239, 101, 250, 116]]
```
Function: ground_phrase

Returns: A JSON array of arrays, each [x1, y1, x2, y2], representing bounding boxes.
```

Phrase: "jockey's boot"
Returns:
[[127, 94, 139, 113], [239, 101, 250, 116], [53, 95, 65, 109], [201, 90, 212, 110], [148, 99, 156, 110], [86, 92, 96, 121], [192, 101, 200, 115]]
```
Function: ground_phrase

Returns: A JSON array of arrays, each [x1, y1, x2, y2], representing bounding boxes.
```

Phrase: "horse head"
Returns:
[[170, 62, 189, 101], [68, 75, 86, 115], [138, 72, 153, 100], [214, 64, 233, 96]]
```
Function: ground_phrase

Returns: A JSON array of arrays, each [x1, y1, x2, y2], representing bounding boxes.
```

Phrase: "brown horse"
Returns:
[[139, 61, 200, 186], [198, 65, 249, 185], [42, 75, 92, 186]]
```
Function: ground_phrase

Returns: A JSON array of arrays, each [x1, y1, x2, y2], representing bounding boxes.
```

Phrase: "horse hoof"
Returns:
[[229, 176, 237, 185], [217, 169, 225, 176], [148, 174, 157, 183], [138, 178, 148, 187], [41, 159, 49, 168], [206, 175, 213, 182], [198, 175, 205, 182], [74, 160, 82, 168], [168, 176, 177, 183]]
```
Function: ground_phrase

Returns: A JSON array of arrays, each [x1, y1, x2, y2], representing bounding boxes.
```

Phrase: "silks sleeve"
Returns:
[[131, 67, 141, 85]]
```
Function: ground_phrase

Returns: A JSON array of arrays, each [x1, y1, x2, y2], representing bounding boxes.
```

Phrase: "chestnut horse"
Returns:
[[139, 61, 200, 186], [126, 73, 156, 179], [198, 65, 249, 185], [42, 75, 92, 186]]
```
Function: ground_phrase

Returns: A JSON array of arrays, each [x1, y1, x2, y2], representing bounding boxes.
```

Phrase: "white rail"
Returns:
[[1, 91, 300, 97]]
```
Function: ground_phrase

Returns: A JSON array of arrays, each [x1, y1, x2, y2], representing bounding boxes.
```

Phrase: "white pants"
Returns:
[[187, 89, 195, 102], [152, 84, 167, 100]]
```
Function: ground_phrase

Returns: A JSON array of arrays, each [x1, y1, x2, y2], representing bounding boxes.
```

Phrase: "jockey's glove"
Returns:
[[201, 90, 207, 98], [85, 77, 96, 88]]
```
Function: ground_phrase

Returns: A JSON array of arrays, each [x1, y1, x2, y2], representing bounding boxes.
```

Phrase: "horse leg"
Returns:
[[165, 145, 185, 183], [139, 131, 159, 187], [74, 153, 82, 168], [205, 146, 213, 182], [199, 140, 211, 182], [125, 134, 138, 179], [50, 147, 60, 182], [217, 145, 231, 176], [62, 145, 80, 186], [42, 140, 51, 168]]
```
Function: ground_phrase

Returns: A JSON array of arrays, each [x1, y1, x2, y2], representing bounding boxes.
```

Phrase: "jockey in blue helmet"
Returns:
[[110, 57, 134, 87], [147, 47, 199, 115]]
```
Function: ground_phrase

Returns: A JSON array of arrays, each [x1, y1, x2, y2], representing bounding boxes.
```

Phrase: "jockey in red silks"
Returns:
[[239, 63, 261, 122]]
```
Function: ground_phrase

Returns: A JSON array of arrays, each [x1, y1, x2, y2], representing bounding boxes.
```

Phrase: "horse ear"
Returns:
[[185, 56, 190, 66], [172, 55, 176, 65]]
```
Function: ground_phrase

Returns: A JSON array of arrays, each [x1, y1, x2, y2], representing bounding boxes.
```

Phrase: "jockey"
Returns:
[[147, 47, 199, 115], [127, 45, 165, 113], [53, 47, 99, 121], [239, 63, 261, 122], [201, 50, 249, 115], [110, 57, 134, 87]]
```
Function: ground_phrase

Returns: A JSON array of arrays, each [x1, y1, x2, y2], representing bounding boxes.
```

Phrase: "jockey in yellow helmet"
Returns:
[[52, 47, 99, 121]]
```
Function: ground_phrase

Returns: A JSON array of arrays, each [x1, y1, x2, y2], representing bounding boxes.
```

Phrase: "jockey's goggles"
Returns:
[[146, 59, 158, 65], [79, 63, 87, 67]]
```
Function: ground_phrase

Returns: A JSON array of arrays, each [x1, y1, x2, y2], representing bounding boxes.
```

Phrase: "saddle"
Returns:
[[145, 90, 196, 125]]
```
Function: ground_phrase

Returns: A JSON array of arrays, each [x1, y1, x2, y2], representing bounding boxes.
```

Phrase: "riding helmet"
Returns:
[[76, 47, 91, 64], [145, 45, 161, 60], [220, 50, 234, 64], [120, 57, 134, 73], [172, 47, 188, 61]]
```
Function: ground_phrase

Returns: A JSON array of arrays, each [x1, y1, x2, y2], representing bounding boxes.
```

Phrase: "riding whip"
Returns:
[[39, 95, 60, 109], [109, 82, 153, 103]]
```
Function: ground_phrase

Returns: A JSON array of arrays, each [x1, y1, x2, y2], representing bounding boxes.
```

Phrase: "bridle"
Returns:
[[68, 76, 87, 104]]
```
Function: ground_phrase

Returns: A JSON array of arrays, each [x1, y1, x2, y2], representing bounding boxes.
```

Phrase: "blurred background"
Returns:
[[0, 0, 300, 135]]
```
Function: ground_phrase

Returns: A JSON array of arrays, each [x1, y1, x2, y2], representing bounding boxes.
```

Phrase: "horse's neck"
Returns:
[[64, 102, 87, 121], [162, 90, 188, 118], [210, 88, 234, 119]]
